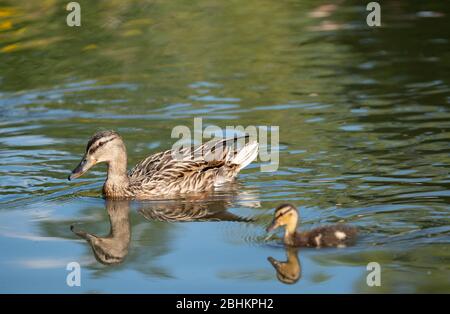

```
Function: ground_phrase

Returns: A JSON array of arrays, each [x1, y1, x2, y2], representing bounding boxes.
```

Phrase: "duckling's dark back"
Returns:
[[296, 224, 357, 248]]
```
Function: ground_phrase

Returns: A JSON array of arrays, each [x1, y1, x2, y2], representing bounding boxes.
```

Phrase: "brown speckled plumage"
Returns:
[[293, 224, 358, 248], [69, 130, 259, 200]]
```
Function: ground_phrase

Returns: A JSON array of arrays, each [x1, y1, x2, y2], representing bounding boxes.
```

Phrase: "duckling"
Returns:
[[68, 130, 258, 199], [71, 199, 131, 265], [266, 204, 357, 248], [267, 247, 301, 284]]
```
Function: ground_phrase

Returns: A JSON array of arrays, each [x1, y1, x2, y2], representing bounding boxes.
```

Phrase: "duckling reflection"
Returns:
[[267, 247, 301, 284], [71, 199, 131, 265]]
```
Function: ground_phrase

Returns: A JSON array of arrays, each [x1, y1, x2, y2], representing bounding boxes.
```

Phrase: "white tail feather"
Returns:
[[231, 141, 259, 171]]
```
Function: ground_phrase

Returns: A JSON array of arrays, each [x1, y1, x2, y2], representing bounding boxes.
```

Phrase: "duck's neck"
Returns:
[[108, 200, 131, 241], [103, 153, 130, 199], [284, 223, 297, 246]]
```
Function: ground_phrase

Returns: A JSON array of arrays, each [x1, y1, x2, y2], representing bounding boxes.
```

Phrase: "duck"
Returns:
[[267, 247, 301, 284], [71, 199, 131, 265], [266, 203, 357, 248], [68, 130, 259, 199]]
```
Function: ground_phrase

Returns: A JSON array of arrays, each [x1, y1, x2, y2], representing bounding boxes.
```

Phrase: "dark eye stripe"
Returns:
[[275, 208, 294, 219], [88, 137, 116, 154]]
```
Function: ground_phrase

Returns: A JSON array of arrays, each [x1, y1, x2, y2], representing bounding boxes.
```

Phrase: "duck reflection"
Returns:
[[139, 183, 257, 222], [267, 247, 301, 284], [138, 196, 252, 223], [71, 199, 131, 265], [72, 189, 256, 265]]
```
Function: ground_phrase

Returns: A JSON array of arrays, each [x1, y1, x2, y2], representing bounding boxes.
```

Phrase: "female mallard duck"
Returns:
[[266, 204, 357, 248], [68, 130, 258, 199]]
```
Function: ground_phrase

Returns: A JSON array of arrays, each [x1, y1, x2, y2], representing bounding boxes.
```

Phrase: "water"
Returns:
[[1, 0, 449, 293]]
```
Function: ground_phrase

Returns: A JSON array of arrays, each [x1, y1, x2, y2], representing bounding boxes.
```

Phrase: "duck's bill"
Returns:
[[68, 157, 92, 181], [70, 225, 96, 241], [266, 220, 278, 232]]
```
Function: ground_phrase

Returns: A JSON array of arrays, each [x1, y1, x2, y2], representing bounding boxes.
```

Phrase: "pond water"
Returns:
[[0, 0, 449, 293]]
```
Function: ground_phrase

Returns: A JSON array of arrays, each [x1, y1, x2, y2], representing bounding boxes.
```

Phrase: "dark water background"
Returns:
[[0, 0, 449, 293]]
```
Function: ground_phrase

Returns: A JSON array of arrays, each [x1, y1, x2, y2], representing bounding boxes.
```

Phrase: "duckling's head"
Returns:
[[266, 203, 299, 233], [68, 130, 126, 180]]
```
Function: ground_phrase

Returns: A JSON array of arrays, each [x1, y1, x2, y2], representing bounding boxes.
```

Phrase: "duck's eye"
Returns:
[[92, 141, 106, 152]]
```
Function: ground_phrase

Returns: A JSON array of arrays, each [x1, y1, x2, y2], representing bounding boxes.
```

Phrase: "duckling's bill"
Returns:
[[266, 219, 279, 233]]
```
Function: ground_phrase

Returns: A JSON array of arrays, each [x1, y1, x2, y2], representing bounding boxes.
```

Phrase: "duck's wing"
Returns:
[[130, 158, 239, 196], [129, 135, 257, 180], [198, 135, 259, 172], [128, 149, 172, 178], [186, 136, 249, 162]]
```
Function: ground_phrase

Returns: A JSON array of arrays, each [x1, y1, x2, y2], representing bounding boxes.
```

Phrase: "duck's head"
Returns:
[[71, 225, 129, 265], [68, 130, 125, 181], [266, 203, 299, 233]]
